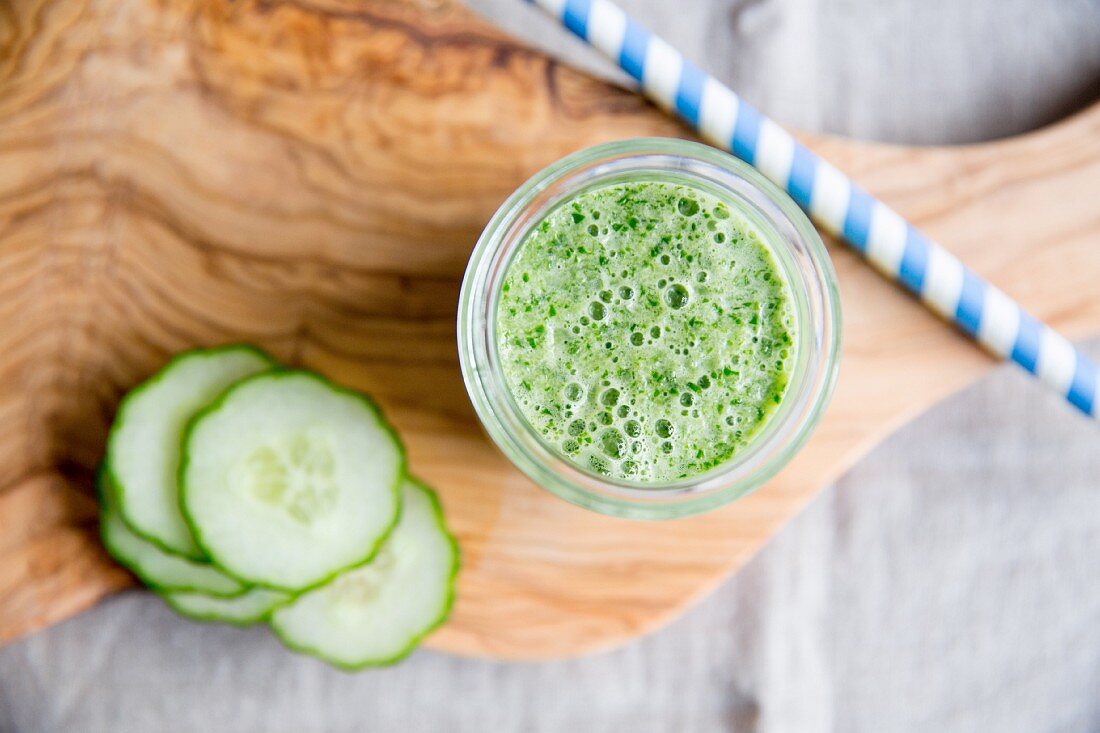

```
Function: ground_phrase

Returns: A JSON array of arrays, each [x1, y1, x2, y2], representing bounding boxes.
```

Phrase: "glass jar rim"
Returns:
[[458, 138, 841, 519]]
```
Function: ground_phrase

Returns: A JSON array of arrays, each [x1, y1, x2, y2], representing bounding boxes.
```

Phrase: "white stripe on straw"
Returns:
[[526, 0, 1098, 420]]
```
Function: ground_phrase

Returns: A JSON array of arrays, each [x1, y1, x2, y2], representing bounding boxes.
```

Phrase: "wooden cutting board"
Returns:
[[1, 0, 1097, 660]]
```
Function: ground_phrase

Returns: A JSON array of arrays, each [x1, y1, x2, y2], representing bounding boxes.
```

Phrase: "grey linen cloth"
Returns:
[[1, 1, 1098, 731]]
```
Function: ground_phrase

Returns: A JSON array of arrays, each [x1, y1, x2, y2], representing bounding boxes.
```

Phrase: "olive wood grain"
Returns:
[[0, 0, 1097, 659]]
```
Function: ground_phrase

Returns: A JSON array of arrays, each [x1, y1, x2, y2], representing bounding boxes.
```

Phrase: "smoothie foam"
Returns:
[[496, 180, 796, 483]]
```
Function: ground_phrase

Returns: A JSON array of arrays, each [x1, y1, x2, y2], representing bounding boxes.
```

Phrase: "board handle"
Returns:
[[526, 0, 1098, 420]]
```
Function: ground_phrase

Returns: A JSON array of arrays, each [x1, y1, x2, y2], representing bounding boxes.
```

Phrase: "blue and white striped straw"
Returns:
[[525, 0, 1098, 420]]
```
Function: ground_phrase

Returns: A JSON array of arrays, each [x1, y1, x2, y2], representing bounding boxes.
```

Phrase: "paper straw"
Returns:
[[524, 0, 1098, 420]]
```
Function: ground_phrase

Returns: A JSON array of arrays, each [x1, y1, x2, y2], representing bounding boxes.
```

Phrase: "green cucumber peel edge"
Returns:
[[159, 588, 293, 627]]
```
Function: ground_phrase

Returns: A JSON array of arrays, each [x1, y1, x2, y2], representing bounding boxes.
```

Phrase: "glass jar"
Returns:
[[458, 138, 841, 519]]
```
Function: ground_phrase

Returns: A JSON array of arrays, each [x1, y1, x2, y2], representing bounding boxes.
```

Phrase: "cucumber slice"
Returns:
[[180, 371, 404, 591], [107, 345, 276, 558], [98, 470, 246, 597], [270, 478, 459, 669], [162, 588, 290, 626]]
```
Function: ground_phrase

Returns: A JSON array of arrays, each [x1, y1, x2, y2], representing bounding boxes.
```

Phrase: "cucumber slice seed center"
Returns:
[[328, 546, 397, 607], [240, 428, 339, 525]]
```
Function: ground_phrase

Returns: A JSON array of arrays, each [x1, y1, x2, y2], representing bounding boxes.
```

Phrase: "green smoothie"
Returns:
[[496, 180, 796, 483]]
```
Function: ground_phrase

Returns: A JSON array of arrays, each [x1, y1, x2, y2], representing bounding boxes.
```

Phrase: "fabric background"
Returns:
[[1, 1, 1097, 731]]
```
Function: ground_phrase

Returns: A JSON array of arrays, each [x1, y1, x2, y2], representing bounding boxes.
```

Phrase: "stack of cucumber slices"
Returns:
[[98, 345, 459, 669]]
